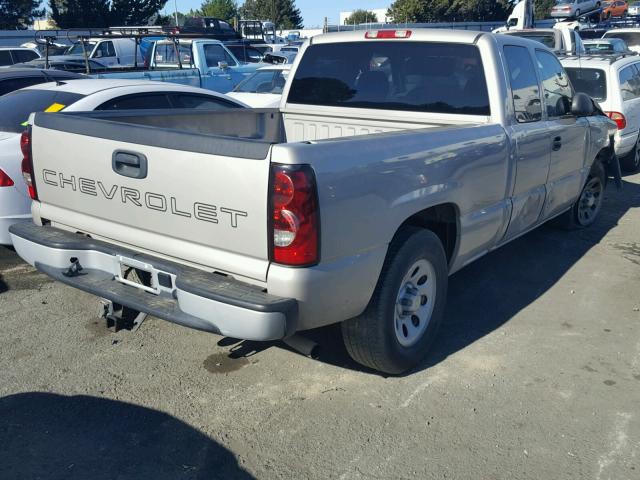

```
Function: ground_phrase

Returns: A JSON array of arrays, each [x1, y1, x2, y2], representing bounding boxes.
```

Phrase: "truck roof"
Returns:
[[310, 29, 486, 45]]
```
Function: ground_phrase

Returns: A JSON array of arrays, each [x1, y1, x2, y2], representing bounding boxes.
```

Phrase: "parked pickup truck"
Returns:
[[91, 39, 263, 93], [11, 29, 616, 374]]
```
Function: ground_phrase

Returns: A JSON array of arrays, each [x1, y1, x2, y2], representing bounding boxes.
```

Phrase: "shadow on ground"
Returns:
[[0, 392, 255, 480], [223, 178, 640, 375]]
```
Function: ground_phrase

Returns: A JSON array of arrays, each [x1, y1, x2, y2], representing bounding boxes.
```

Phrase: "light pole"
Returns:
[[174, 0, 179, 26]]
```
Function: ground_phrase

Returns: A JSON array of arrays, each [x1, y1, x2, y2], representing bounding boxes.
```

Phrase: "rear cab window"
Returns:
[[287, 42, 490, 116], [154, 43, 193, 66], [0, 90, 84, 133]]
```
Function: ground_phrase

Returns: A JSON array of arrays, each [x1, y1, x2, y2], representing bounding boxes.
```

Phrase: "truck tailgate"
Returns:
[[29, 113, 272, 282]]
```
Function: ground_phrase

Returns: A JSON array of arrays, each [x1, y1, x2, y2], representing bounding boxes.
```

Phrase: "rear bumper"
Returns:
[[9, 222, 297, 341]]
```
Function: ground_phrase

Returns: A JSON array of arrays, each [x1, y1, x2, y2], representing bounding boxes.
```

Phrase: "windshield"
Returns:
[[0, 90, 84, 134], [288, 42, 490, 115], [508, 32, 556, 48], [604, 32, 640, 46], [234, 70, 289, 93], [66, 42, 97, 56], [584, 43, 615, 53], [566, 68, 607, 101], [555, 0, 573, 4]]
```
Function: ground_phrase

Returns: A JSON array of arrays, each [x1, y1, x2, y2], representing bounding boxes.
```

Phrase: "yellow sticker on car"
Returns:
[[44, 103, 66, 113]]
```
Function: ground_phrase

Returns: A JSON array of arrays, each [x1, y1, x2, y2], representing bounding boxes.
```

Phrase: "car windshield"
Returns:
[[566, 67, 607, 101], [585, 43, 615, 52], [66, 42, 97, 56], [234, 69, 289, 93], [604, 32, 640, 46], [0, 90, 84, 133], [556, 0, 573, 4], [508, 32, 556, 48], [633, 1, 640, 5]]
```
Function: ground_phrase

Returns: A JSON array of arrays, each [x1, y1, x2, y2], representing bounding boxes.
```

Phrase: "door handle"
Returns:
[[112, 150, 147, 179], [552, 136, 562, 151]]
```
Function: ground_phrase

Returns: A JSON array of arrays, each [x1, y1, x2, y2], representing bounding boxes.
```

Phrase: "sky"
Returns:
[[162, 0, 390, 28]]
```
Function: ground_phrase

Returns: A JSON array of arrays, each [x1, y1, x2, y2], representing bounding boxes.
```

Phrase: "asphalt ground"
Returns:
[[0, 172, 639, 480]]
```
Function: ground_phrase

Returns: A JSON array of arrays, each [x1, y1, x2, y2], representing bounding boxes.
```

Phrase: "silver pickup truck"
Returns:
[[10, 29, 616, 374]]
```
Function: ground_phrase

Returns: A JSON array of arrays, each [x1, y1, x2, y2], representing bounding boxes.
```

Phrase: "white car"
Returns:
[[0, 79, 246, 244], [551, 0, 601, 18], [630, 1, 640, 15], [603, 28, 640, 53], [227, 64, 290, 108], [561, 55, 640, 172], [0, 47, 41, 67]]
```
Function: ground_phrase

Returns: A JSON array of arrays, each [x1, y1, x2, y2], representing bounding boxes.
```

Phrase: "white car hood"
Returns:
[[226, 92, 281, 109]]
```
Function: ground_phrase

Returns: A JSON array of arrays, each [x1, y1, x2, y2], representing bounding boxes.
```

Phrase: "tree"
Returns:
[[154, 11, 186, 26], [344, 9, 378, 25], [109, 0, 168, 25], [198, 0, 237, 22], [0, 0, 44, 29], [239, 0, 303, 29], [49, 0, 168, 28], [387, 0, 513, 23], [49, 0, 111, 28], [534, 0, 555, 19]]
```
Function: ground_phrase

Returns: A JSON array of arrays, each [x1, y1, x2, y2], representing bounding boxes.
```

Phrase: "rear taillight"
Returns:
[[20, 129, 37, 200], [606, 111, 626, 130], [0, 168, 14, 187], [270, 164, 319, 266]]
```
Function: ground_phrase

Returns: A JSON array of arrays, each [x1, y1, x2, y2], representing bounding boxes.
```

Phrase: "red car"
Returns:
[[602, 0, 629, 18]]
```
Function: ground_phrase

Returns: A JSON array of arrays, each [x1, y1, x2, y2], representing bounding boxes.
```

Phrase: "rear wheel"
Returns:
[[555, 161, 605, 229], [341, 228, 448, 374], [621, 135, 640, 173], [575, 9, 581, 18]]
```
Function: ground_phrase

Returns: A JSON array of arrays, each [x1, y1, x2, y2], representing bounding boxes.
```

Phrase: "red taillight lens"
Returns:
[[606, 111, 626, 130], [20, 129, 38, 200], [365, 30, 412, 39], [270, 164, 319, 266], [0, 168, 14, 187]]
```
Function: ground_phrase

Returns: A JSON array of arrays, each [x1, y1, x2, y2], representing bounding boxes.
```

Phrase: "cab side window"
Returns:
[[535, 50, 573, 118], [93, 41, 116, 59], [504, 45, 542, 123]]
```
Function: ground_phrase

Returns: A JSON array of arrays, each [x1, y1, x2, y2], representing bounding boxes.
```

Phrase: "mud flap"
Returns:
[[605, 134, 623, 190]]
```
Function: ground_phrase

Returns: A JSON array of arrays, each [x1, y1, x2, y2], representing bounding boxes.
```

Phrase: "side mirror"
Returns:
[[571, 92, 594, 116], [218, 61, 229, 70]]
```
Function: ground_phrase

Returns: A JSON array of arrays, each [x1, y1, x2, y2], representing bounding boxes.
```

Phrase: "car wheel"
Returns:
[[341, 228, 448, 374], [621, 135, 640, 172], [555, 161, 605, 229], [575, 9, 581, 17]]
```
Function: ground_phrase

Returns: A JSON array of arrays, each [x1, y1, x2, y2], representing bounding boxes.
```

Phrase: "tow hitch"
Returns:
[[98, 299, 147, 332]]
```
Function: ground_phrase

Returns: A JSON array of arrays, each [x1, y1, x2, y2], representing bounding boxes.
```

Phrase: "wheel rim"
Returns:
[[394, 259, 437, 347], [577, 176, 603, 226]]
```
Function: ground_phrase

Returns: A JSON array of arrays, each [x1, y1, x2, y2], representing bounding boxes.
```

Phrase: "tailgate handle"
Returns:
[[112, 150, 148, 179]]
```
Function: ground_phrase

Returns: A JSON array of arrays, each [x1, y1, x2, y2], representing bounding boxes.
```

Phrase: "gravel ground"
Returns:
[[1, 174, 639, 480]]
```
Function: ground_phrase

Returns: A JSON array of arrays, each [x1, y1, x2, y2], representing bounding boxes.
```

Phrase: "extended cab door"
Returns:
[[501, 44, 551, 241], [535, 49, 589, 219], [197, 42, 244, 93]]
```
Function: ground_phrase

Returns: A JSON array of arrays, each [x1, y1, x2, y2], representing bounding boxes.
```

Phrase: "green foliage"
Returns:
[[387, 0, 514, 23], [239, 0, 303, 29], [198, 0, 238, 22], [49, 0, 168, 28], [0, 0, 45, 29], [344, 9, 379, 25], [534, 0, 555, 19]]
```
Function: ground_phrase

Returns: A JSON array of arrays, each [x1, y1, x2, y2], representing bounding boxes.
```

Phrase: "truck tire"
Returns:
[[620, 136, 640, 173], [555, 161, 605, 229], [341, 228, 448, 374]]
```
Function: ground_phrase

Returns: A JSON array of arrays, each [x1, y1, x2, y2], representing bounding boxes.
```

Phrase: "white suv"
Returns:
[[561, 53, 640, 171]]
